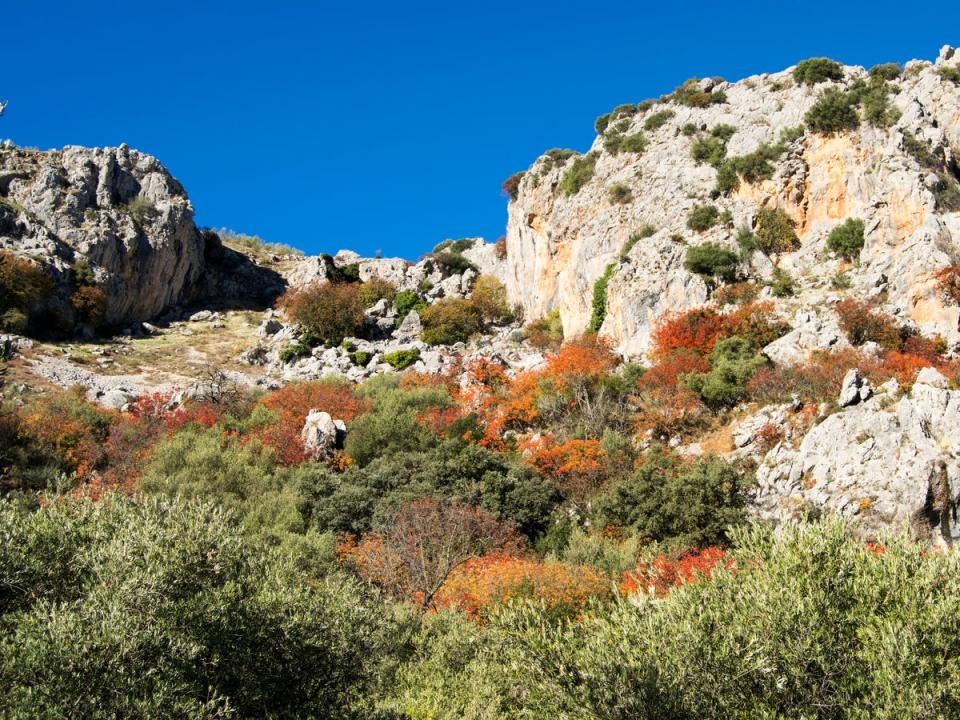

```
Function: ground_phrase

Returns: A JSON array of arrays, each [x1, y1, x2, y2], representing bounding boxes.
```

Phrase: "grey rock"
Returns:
[[755, 366, 960, 545], [300, 410, 347, 459]]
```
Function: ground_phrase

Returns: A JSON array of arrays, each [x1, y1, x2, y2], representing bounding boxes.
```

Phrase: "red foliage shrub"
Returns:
[[634, 350, 709, 436], [253, 381, 366, 465], [835, 299, 903, 349], [651, 307, 727, 359], [621, 546, 731, 597]]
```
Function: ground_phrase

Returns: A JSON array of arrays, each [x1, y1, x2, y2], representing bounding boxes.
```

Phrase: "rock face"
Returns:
[[504, 48, 960, 358], [0, 144, 206, 325], [755, 368, 960, 546]]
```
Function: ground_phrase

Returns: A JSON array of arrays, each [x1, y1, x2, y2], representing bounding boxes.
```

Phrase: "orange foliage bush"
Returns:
[[621, 546, 730, 597], [519, 434, 605, 501], [634, 350, 709, 435], [434, 551, 610, 620], [18, 393, 115, 480], [651, 303, 788, 360], [651, 308, 727, 359], [542, 334, 619, 393], [935, 265, 960, 304]]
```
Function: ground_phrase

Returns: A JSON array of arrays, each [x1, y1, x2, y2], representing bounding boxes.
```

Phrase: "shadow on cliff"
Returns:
[[190, 231, 287, 312]]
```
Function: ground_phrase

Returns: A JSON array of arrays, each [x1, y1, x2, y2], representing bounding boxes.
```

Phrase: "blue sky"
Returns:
[[3, 2, 957, 258]]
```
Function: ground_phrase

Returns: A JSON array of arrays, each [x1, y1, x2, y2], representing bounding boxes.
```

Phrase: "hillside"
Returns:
[[2, 45, 960, 718]]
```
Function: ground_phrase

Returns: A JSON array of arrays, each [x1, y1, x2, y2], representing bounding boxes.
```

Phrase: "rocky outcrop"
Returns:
[[0, 145, 286, 330], [754, 368, 960, 546], [0, 144, 206, 325], [505, 48, 960, 358]]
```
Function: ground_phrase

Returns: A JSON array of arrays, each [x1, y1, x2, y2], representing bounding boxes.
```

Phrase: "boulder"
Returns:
[[300, 410, 347, 459]]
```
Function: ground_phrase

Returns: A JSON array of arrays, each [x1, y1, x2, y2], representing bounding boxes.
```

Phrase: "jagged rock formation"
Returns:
[[0, 144, 284, 330], [755, 368, 960, 545], [0, 145, 205, 324], [504, 46, 960, 358]]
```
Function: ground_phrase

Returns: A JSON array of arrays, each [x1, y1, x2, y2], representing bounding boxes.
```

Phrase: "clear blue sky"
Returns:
[[3, 1, 956, 258]]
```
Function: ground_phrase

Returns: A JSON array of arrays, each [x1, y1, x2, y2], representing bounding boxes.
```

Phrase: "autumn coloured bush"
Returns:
[[356, 276, 397, 308], [522, 309, 564, 351], [70, 285, 108, 329], [469, 275, 512, 325], [651, 307, 727, 359], [633, 348, 710, 433], [519, 434, 606, 503], [935, 266, 960, 304], [435, 552, 610, 620], [278, 280, 366, 345], [253, 380, 366, 464], [835, 298, 903, 349], [16, 391, 115, 480], [620, 546, 730, 597], [339, 497, 519, 609], [421, 297, 481, 345]]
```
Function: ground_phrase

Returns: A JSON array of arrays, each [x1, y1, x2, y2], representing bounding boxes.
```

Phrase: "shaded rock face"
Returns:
[[505, 48, 960, 358], [0, 144, 206, 325], [755, 369, 960, 546]]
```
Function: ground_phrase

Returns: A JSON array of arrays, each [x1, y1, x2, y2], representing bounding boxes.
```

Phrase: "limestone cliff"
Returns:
[[505, 46, 960, 358]]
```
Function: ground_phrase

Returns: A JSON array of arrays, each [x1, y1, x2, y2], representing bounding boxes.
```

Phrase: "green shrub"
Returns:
[[770, 266, 797, 297], [587, 263, 616, 333], [805, 87, 860, 134], [832, 271, 852, 289], [687, 204, 721, 232], [381, 348, 421, 370], [684, 242, 740, 282], [933, 176, 960, 211], [470, 275, 513, 324], [344, 378, 452, 466], [754, 207, 800, 254], [604, 132, 647, 155], [356, 276, 396, 308], [606, 183, 632, 204], [902, 130, 940, 168], [792, 57, 844, 85], [669, 78, 727, 107], [827, 217, 865, 259], [937, 65, 960, 85], [493, 518, 960, 720], [594, 113, 611, 134], [681, 122, 699, 136], [691, 135, 728, 167], [0, 250, 53, 335], [643, 109, 675, 131], [421, 297, 481, 345], [121, 195, 157, 225], [685, 335, 766, 409], [595, 448, 751, 549], [848, 77, 901, 127], [432, 251, 477, 276], [540, 148, 576, 172], [0, 493, 393, 719], [559, 152, 598, 196], [350, 351, 372, 366], [71, 258, 96, 286], [620, 226, 656, 261], [394, 289, 427, 322], [869, 63, 902, 80]]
